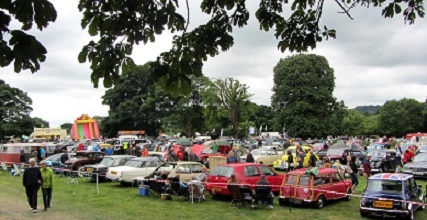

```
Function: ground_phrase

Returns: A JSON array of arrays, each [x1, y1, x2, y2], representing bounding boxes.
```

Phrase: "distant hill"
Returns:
[[354, 105, 381, 114]]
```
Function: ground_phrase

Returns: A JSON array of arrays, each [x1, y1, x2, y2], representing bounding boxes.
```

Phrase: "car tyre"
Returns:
[[360, 210, 369, 218], [314, 195, 326, 209]]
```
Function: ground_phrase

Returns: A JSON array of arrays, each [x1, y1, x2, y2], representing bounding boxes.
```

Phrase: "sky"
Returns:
[[2, 1, 427, 128]]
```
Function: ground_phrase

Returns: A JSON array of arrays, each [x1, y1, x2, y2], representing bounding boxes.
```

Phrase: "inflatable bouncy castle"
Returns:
[[70, 114, 100, 140]]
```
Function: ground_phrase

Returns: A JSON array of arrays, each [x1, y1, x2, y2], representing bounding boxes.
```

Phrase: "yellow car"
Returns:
[[273, 145, 318, 170]]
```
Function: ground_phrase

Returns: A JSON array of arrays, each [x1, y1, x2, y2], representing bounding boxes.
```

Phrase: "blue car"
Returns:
[[360, 173, 425, 219]]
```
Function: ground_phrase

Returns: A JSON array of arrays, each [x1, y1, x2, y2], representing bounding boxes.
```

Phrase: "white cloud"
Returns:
[[2, 1, 427, 128]]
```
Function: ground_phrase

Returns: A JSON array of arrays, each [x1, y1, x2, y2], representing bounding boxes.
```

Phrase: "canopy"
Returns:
[[176, 138, 192, 146], [330, 143, 349, 149]]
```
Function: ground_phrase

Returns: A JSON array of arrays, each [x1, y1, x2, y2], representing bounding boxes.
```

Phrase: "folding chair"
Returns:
[[67, 170, 79, 184], [1, 162, 9, 172], [169, 178, 189, 200], [147, 180, 164, 198], [227, 185, 245, 209], [12, 164, 22, 176], [188, 181, 205, 204], [252, 186, 273, 209]]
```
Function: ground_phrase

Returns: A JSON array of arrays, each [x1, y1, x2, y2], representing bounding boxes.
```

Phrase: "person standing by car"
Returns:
[[246, 149, 255, 163], [363, 153, 372, 188], [20, 150, 26, 168], [286, 150, 294, 172], [395, 152, 403, 173], [60, 151, 69, 164], [309, 149, 317, 167], [40, 161, 54, 211], [296, 144, 305, 169], [105, 146, 113, 155], [395, 142, 402, 155], [212, 140, 218, 155], [23, 158, 42, 213], [141, 145, 149, 157], [349, 156, 359, 193], [403, 150, 411, 165]]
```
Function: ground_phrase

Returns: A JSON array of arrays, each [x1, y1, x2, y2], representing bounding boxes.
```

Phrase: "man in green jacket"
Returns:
[[40, 161, 55, 211]]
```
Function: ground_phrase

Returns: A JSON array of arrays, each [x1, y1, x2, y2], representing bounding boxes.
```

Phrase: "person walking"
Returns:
[[363, 153, 372, 188], [348, 156, 359, 193], [395, 152, 403, 173], [23, 158, 42, 213], [40, 161, 54, 211], [286, 150, 294, 172], [246, 149, 255, 163]]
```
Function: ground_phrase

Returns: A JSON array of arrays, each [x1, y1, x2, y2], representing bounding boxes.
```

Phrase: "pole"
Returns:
[[96, 173, 100, 195], [289, 184, 292, 213]]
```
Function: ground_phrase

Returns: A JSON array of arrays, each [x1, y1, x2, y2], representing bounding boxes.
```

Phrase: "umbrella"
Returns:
[[330, 143, 349, 148], [216, 139, 231, 146], [176, 138, 193, 146]]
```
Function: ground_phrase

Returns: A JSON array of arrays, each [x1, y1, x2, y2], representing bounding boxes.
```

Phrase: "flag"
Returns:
[[220, 129, 223, 138], [265, 125, 268, 131]]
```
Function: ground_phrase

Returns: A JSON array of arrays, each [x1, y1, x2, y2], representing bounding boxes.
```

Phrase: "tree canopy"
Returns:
[[1, 0, 424, 95], [271, 54, 345, 139]]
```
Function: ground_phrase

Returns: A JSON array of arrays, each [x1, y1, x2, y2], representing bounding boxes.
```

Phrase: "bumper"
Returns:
[[279, 196, 312, 204], [403, 171, 427, 178], [206, 185, 231, 195], [360, 207, 409, 215]]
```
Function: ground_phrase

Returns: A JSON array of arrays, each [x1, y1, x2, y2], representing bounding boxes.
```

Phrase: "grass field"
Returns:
[[1, 170, 427, 220]]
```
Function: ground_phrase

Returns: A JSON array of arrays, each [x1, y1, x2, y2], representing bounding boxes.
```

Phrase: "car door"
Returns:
[[331, 172, 347, 199], [176, 164, 192, 183], [407, 178, 421, 209], [244, 165, 261, 190], [259, 165, 282, 192], [313, 174, 333, 200]]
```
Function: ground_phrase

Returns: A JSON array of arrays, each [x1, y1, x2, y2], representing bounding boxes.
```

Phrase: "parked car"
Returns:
[[84, 155, 135, 181], [205, 163, 284, 196], [368, 150, 396, 174], [278, 168, 352, 208], [64, 151, 104, 174], [45, 152, 76, 167], [403, 153, 427, 178], [106, 157, 162, 184], [263, 145, 285, 155], [360, 173, 425, 219], [367, 143, 385, 152], [240, 148, 282, 165], [325, 147, 366, 165], [273, 145, 316, 170], [146, 161, 206, 183], [418, 145, 427, 154]]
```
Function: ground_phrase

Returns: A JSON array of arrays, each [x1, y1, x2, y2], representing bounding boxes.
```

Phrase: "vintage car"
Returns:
[[205, 163, 284, 196], [273, 145, 318, 170], [368, 150, 396, 174], [360, 173, 425, 219], [325, 147, 366, 165], [84, 155, 135, 181], [240, 147, 282, 166], [106, 157, 162, 184], [146, 161, 206, 183], [403, 153, 427, 178], [278, 168, 352, 208], [367, 142, 385, 152], [64, 151, 104, 174], [45, 152, 76, 167], [262, 145, 285, 155]]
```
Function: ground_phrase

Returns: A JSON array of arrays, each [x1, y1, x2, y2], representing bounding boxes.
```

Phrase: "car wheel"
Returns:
[[314, 195, 326, 209], [77, 166, 85, 178], [345, 188, 352, 201], [360, 210, 369, 218]]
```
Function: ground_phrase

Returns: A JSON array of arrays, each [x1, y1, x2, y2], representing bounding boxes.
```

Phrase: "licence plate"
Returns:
[[212, 187, 221, 192], [373, 200, 393, 209], [86, 168, 93, 173], [111, 171, 117, 175], [413, 172, 424, 175]]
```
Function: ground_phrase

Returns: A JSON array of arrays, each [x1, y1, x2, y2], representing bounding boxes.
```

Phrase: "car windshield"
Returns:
[[368, 145, 383, 150], [366, 179, 403, 193], [211, 166, 234, 177], [125, 160, 143, 168], [100, 157, 115, 166], [413, 154, 427, 162], [45, 154, 61, 161], [327, 150, 343, 156], [286, 175, 297, 185], [370, 151, 386, 157]]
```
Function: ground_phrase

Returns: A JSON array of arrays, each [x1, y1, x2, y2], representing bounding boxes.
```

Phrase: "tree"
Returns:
[[340, 109, 365, 136], [202, 77, 254, 138], [101, 63, 178, 138], [60, 123, 73, 134], [271, 54, 345, 139], [2, 1, 424, 96], [0, 79, 33, 138], [251, 105, 278, 133], [378, 98, 424, 137]]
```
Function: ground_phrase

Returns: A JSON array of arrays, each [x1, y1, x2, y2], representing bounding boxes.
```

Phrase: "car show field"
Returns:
[[1, 169, 427, 220]]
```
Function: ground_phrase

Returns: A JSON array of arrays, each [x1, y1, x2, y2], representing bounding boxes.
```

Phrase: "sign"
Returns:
[[249, 127, 255, 134], [118, 130, 145, 135]]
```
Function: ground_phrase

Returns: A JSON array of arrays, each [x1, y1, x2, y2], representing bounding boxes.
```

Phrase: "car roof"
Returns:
[[130, 157, 159, 161], [286, 168, 339, 175], [162, 161, 203, 165], [370, 173, 413, 181], [215, 162, 267, 168], [105, 155, 136, 158]]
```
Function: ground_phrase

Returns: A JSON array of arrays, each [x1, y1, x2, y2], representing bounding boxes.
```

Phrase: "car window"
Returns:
[[259, 165, 274, 176], [119, 158, 129, 166], [314, 174, 330, 186], [244, 165, 260, 177], [191, 164, 203, 173], [176, 164, 191, 174], [144, 160, 157, 167], [367, 179, 402, 193], [211, 166, 234, 177], [299, 176, 311, 186], [332, 173, 341, 183], [286, 175, 297, 185]]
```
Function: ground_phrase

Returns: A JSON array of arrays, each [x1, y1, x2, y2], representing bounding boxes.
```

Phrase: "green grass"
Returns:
[[1, 171, 427, 220]]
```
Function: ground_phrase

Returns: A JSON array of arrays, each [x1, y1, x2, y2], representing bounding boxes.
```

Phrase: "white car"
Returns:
[[106, 157, 162, 184], [240, 148, 282, 166]]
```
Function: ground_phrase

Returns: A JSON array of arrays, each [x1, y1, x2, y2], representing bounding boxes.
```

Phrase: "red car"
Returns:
[[278, 168, 352, 208], [205, 163, 285, 196]]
